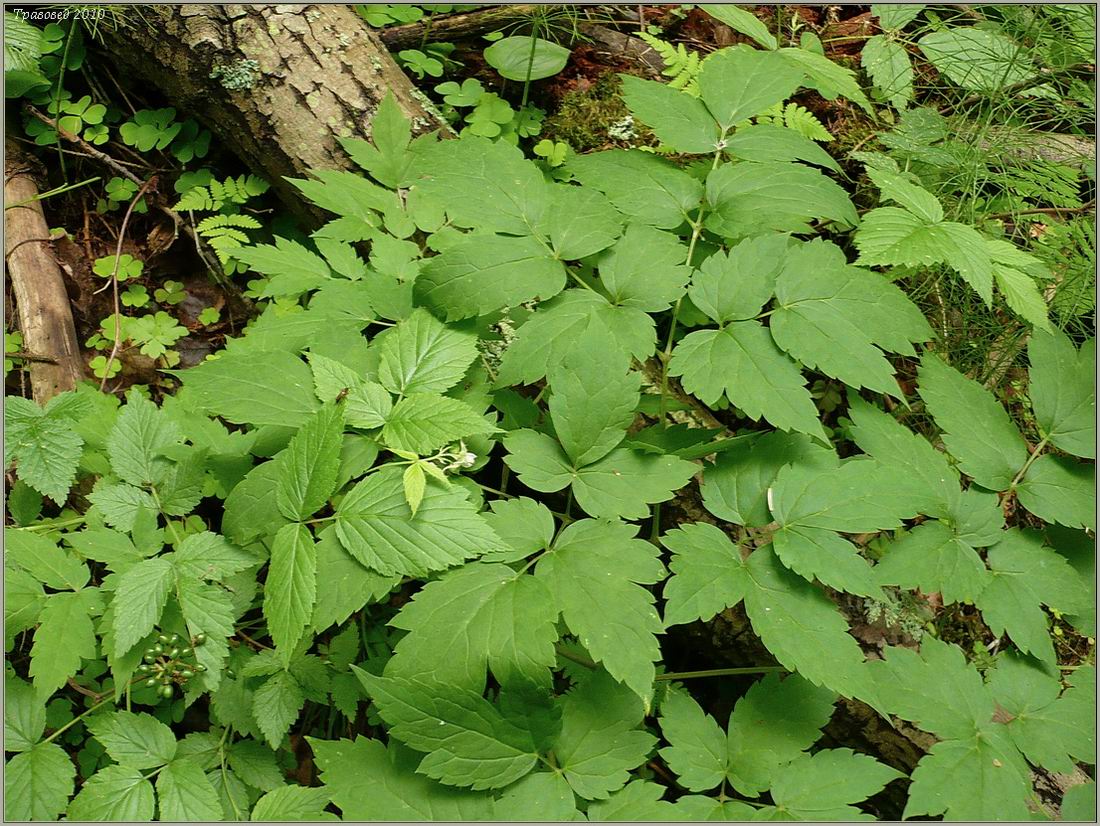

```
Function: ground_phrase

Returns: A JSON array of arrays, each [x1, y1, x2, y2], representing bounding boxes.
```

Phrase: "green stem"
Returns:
[[656, 665, 786, 681], [42, 690, 120, 744], [149, 486, 184, 545], [1007, 435, 1049, 493], [520, 27, 539, 108]]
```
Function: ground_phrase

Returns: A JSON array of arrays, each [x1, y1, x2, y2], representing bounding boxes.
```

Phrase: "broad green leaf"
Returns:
[[1061, 781, 1096, 822], [769, 749, 902, 820], [502, 430, 697, 520], [289, 168, 393, 223], [251, 787, 336, 821], [4, 743, 75, 821], [658, 687, 727, 791], [235, 236, 333, 298], [698, 45, 803, 128], [862, 34, 913, 109], [588, 781, 678, 820], [670, 795, 755, 821], [4, 528, 89, 591], [345, 380, 393, 430], [977, 529, 1089, 664], [386, 562, 558, 692], [1017, 454, 1096, 530], [227, 739, 285, 792], [263, 524, 317, 664], [700, 5, 777, 49], [5, 567, 45, 642], [4, 396, 83, 504], [866, 166, 943, 224], [339, 92, 414, 188], [375, 308, 478, 395], [661, 522, 751, 627], [567, 149, 702, 230], [772, 525, 882, 598], [87, 710, 177, 769], [771, 240, 932, 396], [30, 590, 98, 696], [547, 323, 640, 466], [988, 238, 1052, 331], [987, 654, 1095, 774], [544, 185, 623, 261], [493, 771, 580, 821], [596, 224, 690, 312], [413, 137, 548, 235], [180, 349, 319, 427], [312, 526, 401, 630], [688, 234, 789, 324], [875, 521, 990, 604], [156, 758, 222, 821], [537, 519, 665, 704], [106, 389, 182, 487], [64, 528, 147, 575], [1029, 329, 1095, 458], [252, 670, 305, 749], [86, 482, 157, 532], [669, 322, 826, 440], [177, 578, 236, 692], [309, 351, 364, 403], [335, 466, 504, 577], [382, 393, 494, 455], [917, 353, 1028, 490], [484, 34, 569, 80], [620, 74, 720, 153], [311, 737, 496, 820], [705, 161, 858, 237], [356, 672, 539, 790], [777, 46, 873, 111], [701, 432, 837, 527], [403, 462, 426, 516], [553, 668, 656, 800], [67, 765, 156, 821], [222, 461, 290, 544], [111, 557, 174, 658], [416, 233, 566, 321], [275, 403, 345, 521], [873, 4, 924, 30], [724, 123, 841, 171], [169, 531, 260, 581], [918, 28, 1033, 92], [481, 497, 556, 563], [5, 678, 45, 753]]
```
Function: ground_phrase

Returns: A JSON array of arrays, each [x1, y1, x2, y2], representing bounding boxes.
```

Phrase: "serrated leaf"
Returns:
[[106, 389, 182, 487], [67, 765, 156, 821], [4, 396, 84, 504], [918, 353, 1027, 490], [345, 380, 393, 429], [724, 123, 841, 170], [87, 482, 158, 532], [773, 525, 883, 598], [544, 185, 623, 261], [777, 46, 873, 111], [180, 349, 320, 428], [312, 526, 401, 631], [875, 521, 990, 604], [919, 27, 1033, 93], [30, 590, 98, 696], [769, 749, 902, 819], [274, 403, 345, 521], [4, 743, 75, 821], [156, 758, 223, 821], [235, 236, 333, 298], [660, 522, 751, 628], [87, 710, 177, 769], [111, 557, 174, 658], [252, 671, 304, 749], [481, 497, 555, 563], [356, 671, 539, 790], [340, 92, 414, 188], [227, 739, 285, 792], [862, 34, 913, 109], [177, 577, 236, 692], [699, 45, 803, 128], [386, 562, 558, 692], [537, 519, 664, 704], [335, 466, 504, 577], [620, 74, 720, 153], [251, 785, 336, 821], [657, 687, 727, 791], [669, 322, 825, 440], [1017, 454, 1095, 530], [567, 149, 703, 230], [1028, 328, 1095, 458], [4, 527, 89, 591], [5, 678, 45, 753], [596, 223, 690, 312], [689, 234, 789, 324], [376, 308, 478, 395], [493, 771, 580, 821], [222, 461, 290, 545], [170, 531, 260, 581], [989, 238, 1052, 331], [263, 524, 317, 665], [770, 458, 917, 532], [873, 4, 924, 30], [382, 393, 494, 455], [700, 5, 777, 49]]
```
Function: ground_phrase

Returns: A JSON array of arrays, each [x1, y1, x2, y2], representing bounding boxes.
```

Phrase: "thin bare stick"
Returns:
[[27, 107, 145, 187]]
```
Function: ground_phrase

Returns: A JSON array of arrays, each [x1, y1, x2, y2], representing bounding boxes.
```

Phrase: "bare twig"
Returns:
[[27, 107, 145, 187], [984, 200, 1095, 222]]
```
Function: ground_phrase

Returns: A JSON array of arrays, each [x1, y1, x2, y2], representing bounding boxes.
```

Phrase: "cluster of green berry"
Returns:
[[136, 632, 207, 699]]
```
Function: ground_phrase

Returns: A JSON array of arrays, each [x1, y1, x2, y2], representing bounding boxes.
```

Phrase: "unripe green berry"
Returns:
[[168, 648, 180, 658], [143, 654, 156, 663], [153, 644, 163, 654], [158, 634, 170, 645], [160, 685, 173, 698], [180, 669, 194, 679], [138, 664, 151, 673], [145, 677, 157, 687], [193, 633, 207, 646], [145, 648, 156, 656], [195, 664, 207, 672], [180, 647, 192, 657]]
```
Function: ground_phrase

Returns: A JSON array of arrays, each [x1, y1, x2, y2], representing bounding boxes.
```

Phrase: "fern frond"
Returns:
[[782, 103, 833, 142], [638, 31, 702, 96]]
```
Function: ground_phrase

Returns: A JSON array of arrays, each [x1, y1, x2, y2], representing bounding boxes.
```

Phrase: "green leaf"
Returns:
[[235, 236, 332, 298], [274, 403, 345, 521], [1061, 781, 1096, 822], [1028, 329, 1095, 458], [596, 223, 690, 312], [67, 765, 156, 821], [484, 35, 570, 81], [918, 28, 1033, 93], [567, 149, 702, 230], [1017, 454, 1096, 531], [4, 396, 84, 503], [346, 381, 393, 430], [502, 430, 697, 520], [5, 678, 45, 753], [866, 167, 943, 223], [777, 46, 873, 111], [312, 737, 496, 820], [106, 389, 182, 487], [773, 525, 882, 598], [873, 4, 924, 30], [862, 34, 913, 109], [977, 530, 1089, 663], [4, 743, 75, 821], [669, 322, 826, 440], [31, 590, 98, 696], [588, 781, 677, 820], [620, 74, 720, 153], [222, 461, 290, 544], [705, 161, 857, 237], [382, 393, 494, 455], [355, 671, 539, 790], [335, 466, 504, 577], [547, 323, 640, 466], [481, 497, 556, 563], [177, 578, 236, 691], [403, 462, 427, 516], [770, 458, 917, 532], [227, 739, 285, 792], [988, 238, 1052, 331], [111, 557, 174, 658], [87, 482, 158, 532], [493, 771, 580, 821], [4, 527, 89, 590], [917, 353, 1028, 490], [724, 123, 841, 171], [553, 668, 656, 800], [769, 749, 902, 819], [875, 521, 990, 605], [180, 349, 320, 428], [544, 185, 623, 261], [537, 519, 665, 704], [170, 531, 260, 581], [387, 562, 558, 692], [661, 522, 751, 627], [251, 785, 337, 821], [87, 710, 177, 769], [252, 670, 305, 749], [657, 687, 727, 791], [688, 234, 789, 324], [987, 653, 1094, 774], [312, 525, 401, 630], [416, 233, 566, 321], [339, 92, 414, 188], [156, 758, 222, 821], [771, 240, 932, 396], [263, 524, 317, 665], [698, 45, 804, 128], [699, 5, 777, 49], [375, 308, 478, 396]]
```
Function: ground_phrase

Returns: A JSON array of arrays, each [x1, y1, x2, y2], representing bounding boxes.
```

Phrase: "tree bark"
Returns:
[[5, 140, 85, 403], [98, 4, 448, 226]]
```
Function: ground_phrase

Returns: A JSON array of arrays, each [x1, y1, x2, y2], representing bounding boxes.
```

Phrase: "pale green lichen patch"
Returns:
[[210, 59, 261, 91]]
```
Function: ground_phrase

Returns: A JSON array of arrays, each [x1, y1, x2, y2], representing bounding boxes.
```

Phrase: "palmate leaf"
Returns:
[[875, 521, 990, 604], [543, 185, 623, 261], [86, 711, 177, 769], [334, 466, 505, 577], [1016, 454, 1096, 531], [4, 528, 89, 591], [766, 749, 902, 820], [620, 74, 720, 154], [862, 34, 914, 109], [30, 590, 99, 697], [566, 149, 702, 230], [1028, 328, 1095, 458], [595, 224, 690, 312], [105, 388, 183, 487], [156, 758, 225, 821], [688, 234, 791, 324]]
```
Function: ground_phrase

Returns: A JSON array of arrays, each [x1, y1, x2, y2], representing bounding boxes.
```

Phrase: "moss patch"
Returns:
[[541, 72, 654, 152]]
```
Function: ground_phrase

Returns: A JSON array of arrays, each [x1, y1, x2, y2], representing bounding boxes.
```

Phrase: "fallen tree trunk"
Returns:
[[5, 140, 85, 403], [98, 4, 448, 226]]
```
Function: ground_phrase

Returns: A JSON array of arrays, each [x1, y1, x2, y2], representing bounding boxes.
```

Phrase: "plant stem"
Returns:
[[656, 665, 786, 681], [1007, 435, 1049, 493], [520, 27, 539, 108], [42, 689, 124, 744]]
